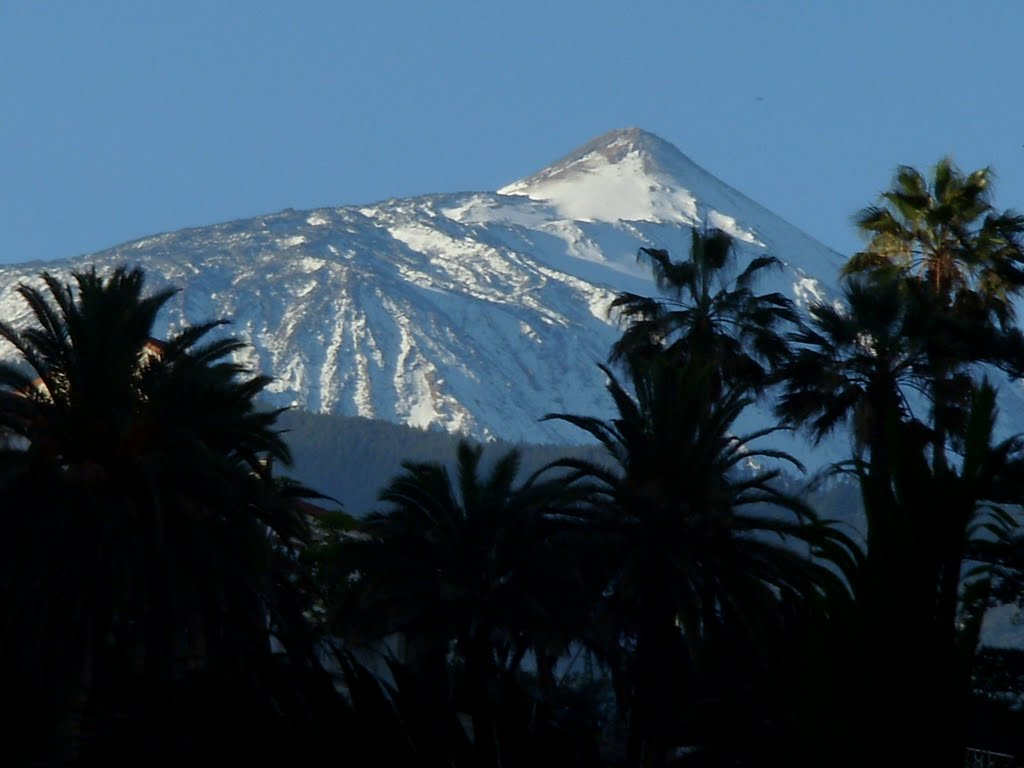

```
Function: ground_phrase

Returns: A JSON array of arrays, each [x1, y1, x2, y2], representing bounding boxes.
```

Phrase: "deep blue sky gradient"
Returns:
[[4, 1, 1024, 264]]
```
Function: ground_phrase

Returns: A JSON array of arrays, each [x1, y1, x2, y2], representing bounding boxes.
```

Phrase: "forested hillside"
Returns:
[[276, 409, 607, 515], [277, 407, 865, 524]]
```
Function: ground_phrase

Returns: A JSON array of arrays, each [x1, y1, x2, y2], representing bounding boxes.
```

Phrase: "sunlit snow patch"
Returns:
[[443, 194, 556, 228], [297, 256, 326, 272], [500, 150, 700, 225], [793, 276, 827, 308], [706, 210, 762, 246]]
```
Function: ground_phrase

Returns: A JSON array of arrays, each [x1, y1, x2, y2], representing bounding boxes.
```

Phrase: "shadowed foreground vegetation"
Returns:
[[5, 159, 1024, 766]]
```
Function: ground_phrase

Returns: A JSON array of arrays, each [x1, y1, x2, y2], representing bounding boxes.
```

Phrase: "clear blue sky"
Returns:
[[4, 1, 1024, 265]]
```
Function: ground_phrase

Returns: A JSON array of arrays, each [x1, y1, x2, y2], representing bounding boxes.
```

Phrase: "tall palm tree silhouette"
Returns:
[[0, 266, 314, 761], [541, 358, 851, 768]]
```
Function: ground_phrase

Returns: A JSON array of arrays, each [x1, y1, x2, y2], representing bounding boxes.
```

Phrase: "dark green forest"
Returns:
[[5, 159, 1024, 766]]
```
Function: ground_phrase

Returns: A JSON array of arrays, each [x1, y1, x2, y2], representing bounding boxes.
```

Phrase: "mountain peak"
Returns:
[[540, 127, 693, 174], [498, 128, 716, 225]]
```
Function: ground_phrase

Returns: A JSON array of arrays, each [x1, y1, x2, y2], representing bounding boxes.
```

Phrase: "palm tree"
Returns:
[[846, 158, 1024, 467], [792, 383, 1024, 768], [848, 157, 1024, 322], [539, 357, 853, 768], [610, 227, 799, 395], [319, 440, 587, 765], [0, 266, 314, 761], [775, 271, 936, 478]]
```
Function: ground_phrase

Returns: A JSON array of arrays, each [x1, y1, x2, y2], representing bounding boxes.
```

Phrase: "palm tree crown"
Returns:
[[0, 268, 291, 475], [847, 157, 1024, 328], [610, 227, 798, 394], [320, 439, 583, 765], [774, 272, 936, 475]]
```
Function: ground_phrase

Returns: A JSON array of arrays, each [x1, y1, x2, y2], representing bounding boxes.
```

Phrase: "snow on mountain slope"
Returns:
[[0, 128, 878, 466]]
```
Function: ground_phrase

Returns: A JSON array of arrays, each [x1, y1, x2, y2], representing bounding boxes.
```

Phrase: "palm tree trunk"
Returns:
[[536, 650, 557, 702], [626, 626, 672, 768], [930, 359, 952, 474], [55, 631, 96, 764], [464, 629, 500, 767]]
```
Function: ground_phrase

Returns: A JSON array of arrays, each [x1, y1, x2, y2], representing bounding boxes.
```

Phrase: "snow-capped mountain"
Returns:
[[0, 128, 943, 466]]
